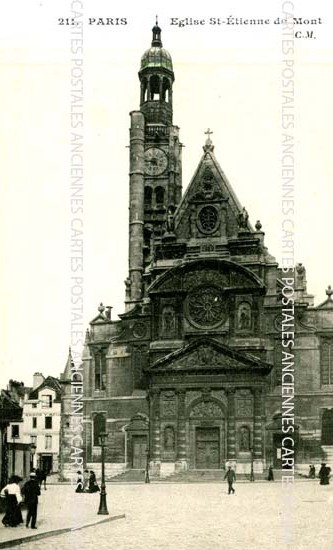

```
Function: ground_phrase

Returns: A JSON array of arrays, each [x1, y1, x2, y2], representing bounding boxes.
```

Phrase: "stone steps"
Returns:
[[107, 468, 293, 483], [109, 469, 146, 482]]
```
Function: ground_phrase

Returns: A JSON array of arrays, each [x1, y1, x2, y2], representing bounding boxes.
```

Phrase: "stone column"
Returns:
[[226, 389, 236, 462], [176, 390, 187, 471], [149, 389, 161, 476], [253, 388, 264, 473]]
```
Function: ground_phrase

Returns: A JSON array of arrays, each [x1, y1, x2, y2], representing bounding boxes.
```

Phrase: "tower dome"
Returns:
[[140, 23, 173, 73], [140, 46, 173, 73]]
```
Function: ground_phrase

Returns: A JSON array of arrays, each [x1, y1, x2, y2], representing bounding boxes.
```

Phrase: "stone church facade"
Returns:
[[60, 25, 333, 479]]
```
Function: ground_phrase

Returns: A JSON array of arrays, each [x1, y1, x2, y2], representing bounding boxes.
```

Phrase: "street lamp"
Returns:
[[30, 443, 36, 471], [250, 447, 255, 482], [97, 431, 109, 515], [145, 446, 150, 484]]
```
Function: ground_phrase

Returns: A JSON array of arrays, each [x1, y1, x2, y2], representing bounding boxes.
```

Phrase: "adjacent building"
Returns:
[[21, 373, 62, 473], [0, 385, 27, 487], [60, 24, 333, 479]]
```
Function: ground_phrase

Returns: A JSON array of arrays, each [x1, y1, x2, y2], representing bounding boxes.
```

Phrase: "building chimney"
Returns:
[[33, 372, 45, 389]]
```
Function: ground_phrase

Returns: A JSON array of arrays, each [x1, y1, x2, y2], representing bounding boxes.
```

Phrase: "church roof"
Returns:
[[174, 134, 254, 232]]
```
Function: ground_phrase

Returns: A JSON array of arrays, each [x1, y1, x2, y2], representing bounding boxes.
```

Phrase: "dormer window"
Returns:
[[41, 395, 52, 408]]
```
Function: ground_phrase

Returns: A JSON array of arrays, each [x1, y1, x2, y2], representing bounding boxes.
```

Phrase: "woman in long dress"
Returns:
[[88, 470, 100, 493], [319, 463, 331, 485], [75, 471, 84, 493], [1, 475, 23, 527]]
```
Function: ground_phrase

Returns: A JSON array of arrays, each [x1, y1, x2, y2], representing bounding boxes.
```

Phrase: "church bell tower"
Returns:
[[127, 22, 183, 307]]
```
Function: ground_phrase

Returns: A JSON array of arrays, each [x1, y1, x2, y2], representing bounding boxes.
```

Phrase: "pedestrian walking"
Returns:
[[0, 475, 23, 527], [35, 468, 42, 488], [319, 463, 331, 485], [22, 472, 41, 529], [224, 466, 236, 494], [267, 465, 274, 481], [75, 471, 84, 493], [40, 469, 48, 490], [309, 465, 316, 479]]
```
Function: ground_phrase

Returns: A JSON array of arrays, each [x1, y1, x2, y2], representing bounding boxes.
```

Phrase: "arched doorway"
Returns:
[[188, 400, 225, 470]]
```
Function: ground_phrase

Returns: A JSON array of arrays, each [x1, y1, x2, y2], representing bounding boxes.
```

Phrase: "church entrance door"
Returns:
[[195, 428, 220, 469], [132, 435, 147, 469]]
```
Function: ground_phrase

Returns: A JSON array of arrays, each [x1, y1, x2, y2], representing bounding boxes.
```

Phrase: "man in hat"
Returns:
[[22, 472, 41, 529], [224, 465, 236, 494]]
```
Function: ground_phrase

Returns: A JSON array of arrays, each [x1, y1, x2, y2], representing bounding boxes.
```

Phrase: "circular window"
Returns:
[[187, 286, 225, 328], [133, 322, 147, 339], [197, 205, 219, 234]]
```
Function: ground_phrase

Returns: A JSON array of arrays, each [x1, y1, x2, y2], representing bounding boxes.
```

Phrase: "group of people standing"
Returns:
[[75, 470, 100, 493], [1, 471, 40, 529]]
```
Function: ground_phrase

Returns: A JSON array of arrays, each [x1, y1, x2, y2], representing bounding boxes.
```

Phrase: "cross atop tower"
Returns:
[[203, 128, 214, 152]]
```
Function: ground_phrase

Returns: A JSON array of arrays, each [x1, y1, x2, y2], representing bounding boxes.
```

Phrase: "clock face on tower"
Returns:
[[144, 147, 168, 176]]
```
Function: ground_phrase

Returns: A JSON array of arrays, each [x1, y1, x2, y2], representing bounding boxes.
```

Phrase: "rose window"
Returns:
[[197, 205, 219, 234], [187, 286, 225, 328]]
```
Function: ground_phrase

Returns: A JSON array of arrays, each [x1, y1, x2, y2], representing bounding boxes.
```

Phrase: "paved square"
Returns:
[[2, 481, 333, 549]]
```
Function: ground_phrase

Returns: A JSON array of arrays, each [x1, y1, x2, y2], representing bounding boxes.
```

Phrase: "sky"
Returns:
[[1, 0, 332, 388]]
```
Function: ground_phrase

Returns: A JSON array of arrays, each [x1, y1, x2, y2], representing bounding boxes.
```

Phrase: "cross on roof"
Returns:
[[205, 128, 213, 137], [326, 285, 333, 299]]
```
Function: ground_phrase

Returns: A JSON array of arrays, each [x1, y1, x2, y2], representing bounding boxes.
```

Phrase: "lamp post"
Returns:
[[30, 443, 36, 472], [98, 431, 109, 515], [250, 447, 255, 482], [145, 446, 150, 484]]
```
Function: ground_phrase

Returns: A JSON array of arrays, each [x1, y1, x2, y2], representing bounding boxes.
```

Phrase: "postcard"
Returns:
[[1, 1, 332, 548]]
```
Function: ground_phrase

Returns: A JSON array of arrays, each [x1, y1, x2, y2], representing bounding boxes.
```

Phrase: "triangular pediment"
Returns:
[[174, 148, 254, 238], [149, 338, 272, 374]]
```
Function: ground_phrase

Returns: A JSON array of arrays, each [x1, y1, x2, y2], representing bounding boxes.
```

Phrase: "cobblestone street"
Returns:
[[1, 481, 333, 550]]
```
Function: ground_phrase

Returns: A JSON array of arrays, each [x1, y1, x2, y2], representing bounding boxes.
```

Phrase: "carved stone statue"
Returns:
[[164, 426, 175, 450], [238, 303, 251, 330], [162, 306, 176, 336], [166, 208, 175, 232], [238, 207, 249, 229], [239, 426, 250, 451], [124, 277, 131, 300]]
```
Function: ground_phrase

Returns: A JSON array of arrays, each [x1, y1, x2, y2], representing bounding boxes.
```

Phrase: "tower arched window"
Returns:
[[93, 413, 106, 446], [141, 78, 148, 103], [155, 186, 165, 208], [150, 75, 160, 101], [162, 78, 170, 102], [144, 186, 152, 208]]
